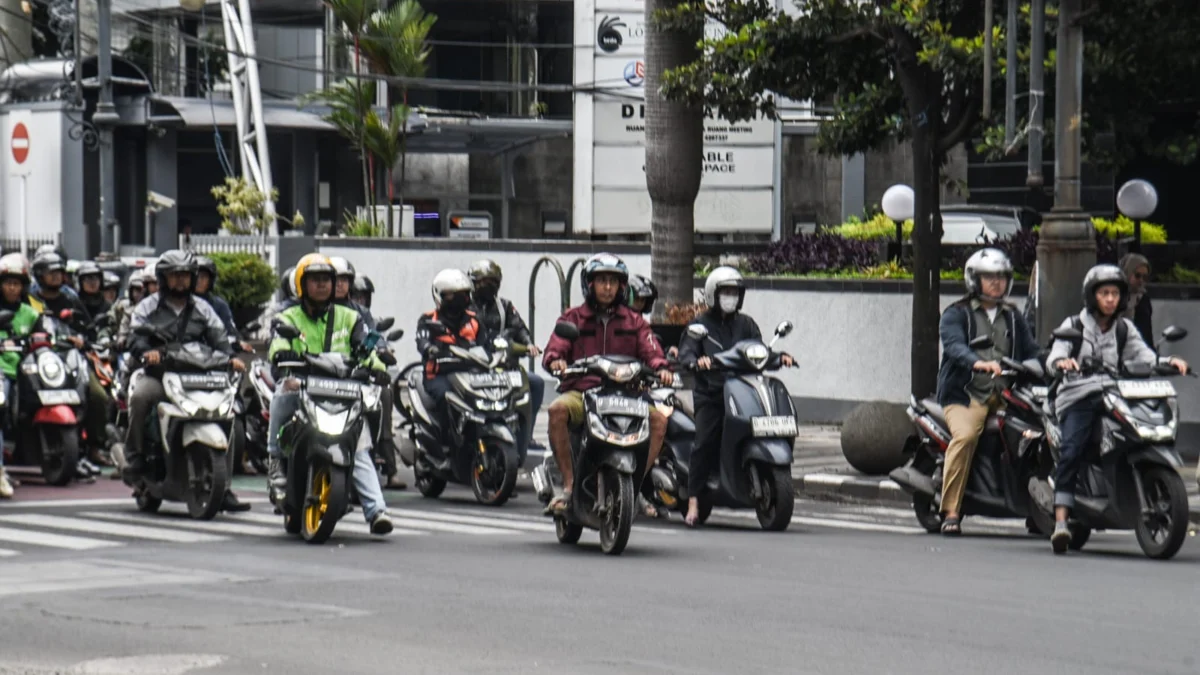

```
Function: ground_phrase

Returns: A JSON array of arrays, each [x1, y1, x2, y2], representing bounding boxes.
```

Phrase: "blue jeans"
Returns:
[[1054, 394, 1104, 508], [527, 372, 545, 446], [267, 391, 387, 522]]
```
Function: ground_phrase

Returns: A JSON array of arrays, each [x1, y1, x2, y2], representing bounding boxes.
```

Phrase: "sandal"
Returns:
[[941, 517, 962, 536], [543, 491, 570, 516]]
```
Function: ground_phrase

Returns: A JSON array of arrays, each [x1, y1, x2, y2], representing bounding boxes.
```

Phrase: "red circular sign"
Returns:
[[11, 123, 29, 164]]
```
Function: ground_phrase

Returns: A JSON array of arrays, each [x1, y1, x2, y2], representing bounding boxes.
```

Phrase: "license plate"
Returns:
[[1030, 386, 1049, 400], [469, 372, 512, 388], [179, 373, 228, 390], [507, 371, 523, 387], [306, 377, 361, 399], [595, 395, 649, 417], [752, 415, 798, 438], [1117, 379, 1175, 399], [38, 389, 81, 406]]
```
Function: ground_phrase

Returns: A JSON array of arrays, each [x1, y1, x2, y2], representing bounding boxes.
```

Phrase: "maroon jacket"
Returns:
[[543, 303, 669, 393]]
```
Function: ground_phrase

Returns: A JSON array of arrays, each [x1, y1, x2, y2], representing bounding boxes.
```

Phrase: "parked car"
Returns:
[[940, 204, 1041, 244]]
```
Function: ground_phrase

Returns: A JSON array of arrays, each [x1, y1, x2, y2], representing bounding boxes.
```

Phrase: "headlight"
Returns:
[[305, 396, 351, 436], [586, 411, 648, 446], [745, 344, 769, 369], [37, 352, 67, 388], [597, 358, 642, 383], [361, 383, 381, 411], [163, 373, 201, 416]]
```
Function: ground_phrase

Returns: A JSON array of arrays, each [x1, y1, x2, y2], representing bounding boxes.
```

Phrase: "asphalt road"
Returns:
[[0, 479, 1198, 675]]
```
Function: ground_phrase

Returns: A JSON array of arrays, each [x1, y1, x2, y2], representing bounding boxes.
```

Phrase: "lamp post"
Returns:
[[92, 0, 121, 255], [881, 184, 914, 262], [1116, 179, 1158, 253]]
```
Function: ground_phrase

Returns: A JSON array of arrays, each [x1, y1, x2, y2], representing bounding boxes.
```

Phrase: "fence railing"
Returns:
[[0, 235, 61, 259], [179, 234, 278, 272]]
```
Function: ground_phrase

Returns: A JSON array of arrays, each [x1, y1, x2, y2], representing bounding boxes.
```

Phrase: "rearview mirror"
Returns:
[[969, 335, 994, 350], [553, 321, 580, 341], [376, 317, 395, 332], [686, 324, 709, 341], [774, 321, 794, 338], [386, 328, 405, 342], [377, 349, 397, 367], [1162, 325, 1187, 343], [274, 323, 301, 340], [1052, 326, 1083, 342]]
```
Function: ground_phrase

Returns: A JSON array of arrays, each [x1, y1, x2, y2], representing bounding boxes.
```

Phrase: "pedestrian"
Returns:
[[1119, 253, 1153, 341]]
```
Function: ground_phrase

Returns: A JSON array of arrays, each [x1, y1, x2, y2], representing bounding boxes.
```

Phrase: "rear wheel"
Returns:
[[1134, 466, 1189, 560], [755, 466, 795, 531], [599, 470, 635, 555], [185, 446, 228, 520], [40, 426, 79, 487], [471, 441, 519, 506], [302, 462, 349, 544]]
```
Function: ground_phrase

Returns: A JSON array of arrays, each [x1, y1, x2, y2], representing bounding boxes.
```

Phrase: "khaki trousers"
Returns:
[[941, 396, 1001, 516]]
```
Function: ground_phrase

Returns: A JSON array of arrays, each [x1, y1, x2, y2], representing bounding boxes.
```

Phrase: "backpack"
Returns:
[[1062, 315, 1127, 371]]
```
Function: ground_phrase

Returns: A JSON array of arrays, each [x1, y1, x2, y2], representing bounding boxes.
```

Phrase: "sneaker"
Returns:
[[1051, 522, 1071, 555], [267, 457, 286, 489], [370, 512, 393, 536], [0, 469, 13, 498]]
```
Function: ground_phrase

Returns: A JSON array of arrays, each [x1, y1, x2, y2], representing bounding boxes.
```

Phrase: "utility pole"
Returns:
[[92, 0, 121, 255], [1033, 0, 1095, 342]]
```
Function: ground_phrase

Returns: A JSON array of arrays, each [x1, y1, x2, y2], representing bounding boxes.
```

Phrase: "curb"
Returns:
[[795, 472, 911, 507]]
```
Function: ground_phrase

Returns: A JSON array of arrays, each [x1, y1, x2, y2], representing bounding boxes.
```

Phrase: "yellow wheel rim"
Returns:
[[304, 468, 331, 534]]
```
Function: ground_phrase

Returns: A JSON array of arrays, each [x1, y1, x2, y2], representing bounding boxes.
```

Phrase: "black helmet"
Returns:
[[353, 275, 375, 295], [195, 256, 218, 284], [628, 274, 658, 315], [467, 259, 503, 284], [1082, 264, 1129, 315], [280, 266, 297, 300], [31, 251, 66, 284], [155, 249, 197, 296]]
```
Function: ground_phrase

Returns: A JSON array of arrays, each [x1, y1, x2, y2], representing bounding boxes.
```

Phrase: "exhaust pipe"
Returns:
[[889, 466, 936, 496], [530, 464, 554, 503], [649, 466, 676, 495]]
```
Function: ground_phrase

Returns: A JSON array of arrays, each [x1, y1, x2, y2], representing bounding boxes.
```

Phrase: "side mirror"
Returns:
[[244, 321, 262, 333], [686, 324, 709, 341], [553, 321, 580, 341], [492, 337, 510, 352], [386, 328, 405, 342], [376, 317, 395, 332], [1162, 326, 1187, 343], [275, 323, 301, 340], [1052, 327, 1084, 342], [969, 335, 994, 350], [774, 321, 794, 338], [377, 349, 397, 367]]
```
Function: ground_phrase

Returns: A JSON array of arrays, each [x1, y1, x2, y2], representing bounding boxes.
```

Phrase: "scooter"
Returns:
[[396, 323, 526, 506], [645, 321, 799, 530], [531, 321, 665, 555], [889, 334, 1055, 534], [1027, 324, 1193, 559]]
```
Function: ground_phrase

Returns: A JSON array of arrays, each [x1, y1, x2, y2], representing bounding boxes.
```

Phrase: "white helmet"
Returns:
[[963, 248, 1013, 301], [703, 266, 746, 308], [431, 268, 473, 307]]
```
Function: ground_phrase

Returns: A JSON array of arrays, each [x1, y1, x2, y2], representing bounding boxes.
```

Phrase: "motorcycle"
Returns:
[[644, 321, 799, 531], [530, 321, 663, 555], [889, 334, 1056, 535], [1027, 324, 1193, 560], [270, 322, 400, 544], [396, 322, 526, 506]]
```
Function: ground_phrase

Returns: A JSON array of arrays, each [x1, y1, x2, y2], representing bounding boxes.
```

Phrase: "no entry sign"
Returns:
[[11, 123, 28, 164]]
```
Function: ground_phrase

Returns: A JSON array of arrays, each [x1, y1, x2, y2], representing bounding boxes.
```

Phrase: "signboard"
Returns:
[[593, 189, 774, 235], [593, 99, 775, 145], [594, 57, 645, 95], [11, 123, 28, 165], [593, 146, 775, 189], [447, 211, 491, 240]]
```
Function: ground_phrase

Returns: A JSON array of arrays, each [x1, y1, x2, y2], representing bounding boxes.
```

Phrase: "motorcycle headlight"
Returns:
[[597, 358, 641, 384], [37, 352, 67, 388], [163, 373, 201, 416], [304, 396, 356, 436], [745, 344, 769, 370]]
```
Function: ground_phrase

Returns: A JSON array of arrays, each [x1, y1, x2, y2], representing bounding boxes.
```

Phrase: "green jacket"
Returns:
[[0, 303, 41, 379], [268, 302, 383, 371]]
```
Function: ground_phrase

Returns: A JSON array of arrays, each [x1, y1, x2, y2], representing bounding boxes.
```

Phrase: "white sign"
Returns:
[[594, 146, 775, 190], [593, 189, 774, 235], [594, 56, 646, 95], [593, 99, 775, 145], [2, 109, 66, 241], [594, 10, 727, 56]]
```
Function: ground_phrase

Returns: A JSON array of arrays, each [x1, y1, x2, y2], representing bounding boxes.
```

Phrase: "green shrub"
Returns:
[[1159, 264, 1200, 284], [341, 209, 387, 237], [1090, 215, 1167, 243], [209, 252, 276, 310], [827, 213, 915, 241]]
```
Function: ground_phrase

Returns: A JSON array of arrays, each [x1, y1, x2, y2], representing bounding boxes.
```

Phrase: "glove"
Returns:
[[423, 344, 441, 360], [372, 370, 391, 386], [272, 350, 302, 366]]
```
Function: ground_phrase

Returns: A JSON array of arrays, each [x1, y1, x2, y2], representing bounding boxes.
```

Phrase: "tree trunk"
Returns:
[[644, 0, 703, 320]]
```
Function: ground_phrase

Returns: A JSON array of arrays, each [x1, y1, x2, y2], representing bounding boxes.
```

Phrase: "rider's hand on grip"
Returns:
[[696, 356, 712, 370], [272, 350, 302, 366], [549, 359, 567, 375], [144, 350, 161, 366]]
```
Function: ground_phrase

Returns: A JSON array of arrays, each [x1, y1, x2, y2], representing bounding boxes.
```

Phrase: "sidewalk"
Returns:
[[790, 425, 1200, 524]]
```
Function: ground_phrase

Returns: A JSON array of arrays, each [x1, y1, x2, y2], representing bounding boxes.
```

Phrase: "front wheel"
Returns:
[[136, 490, 162, 513], [185, 447, 229, 520], [40, 426, 79, 487], [755, 466, 795, 531], [555, 516, 582, 545], [302, 461, 349, 544], [414, 465, 446, 499], [471, 441, 518, 506], [1134, 466, 1189, 560], [599, 470, 635, 555]]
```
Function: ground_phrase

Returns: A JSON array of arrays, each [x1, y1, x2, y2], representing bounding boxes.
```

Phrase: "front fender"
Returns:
[[597, 449, 636, 475], [312, 443, 352, 467], [33, 405, 77, 426], [1126, 445, 1183, 470], [182, 422, 229, 452], [741, 438, 794, 467], [480, 422, 515, 445]]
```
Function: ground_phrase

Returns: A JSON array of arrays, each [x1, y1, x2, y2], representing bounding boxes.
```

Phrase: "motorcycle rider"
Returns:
[[265, 254, 393, 535], [541, 253, 672, 514], [0, 254, 41, 498], [123, 250, 251, 513], [194, 256, 253, 353], [330, 257, 376, 330], [351, 275, 374, 310], [628, 275, 658, 315], [109, 274, 145, 351], [678, 266, 795, 526], [73, 261, 118, 468], [416, 269, 484, 444], [101, 272, 121, 307], [468, 259, 545, 450], [75, 261, 112, 320], [1046, 264, 1189, 554], [935, 248, 1039, 536]]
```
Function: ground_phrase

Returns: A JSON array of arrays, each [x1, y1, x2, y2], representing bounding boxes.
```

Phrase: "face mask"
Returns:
[[718, 293, 740, 314], [442, 293, 470, 314]]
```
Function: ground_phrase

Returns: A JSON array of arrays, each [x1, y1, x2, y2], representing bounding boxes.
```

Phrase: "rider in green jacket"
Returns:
[[0, 254, 41, 498]]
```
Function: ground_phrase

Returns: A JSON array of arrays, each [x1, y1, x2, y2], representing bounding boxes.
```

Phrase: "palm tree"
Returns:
[[321, 0, 381, 215], [362, 104, 408, 233], [644, 0, 703, 317], [303, 78, 377, 216]]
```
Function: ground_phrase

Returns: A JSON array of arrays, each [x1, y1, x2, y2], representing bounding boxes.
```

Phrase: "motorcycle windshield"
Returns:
[[165, 343, 230, 372], [305, 353, 355, 379]]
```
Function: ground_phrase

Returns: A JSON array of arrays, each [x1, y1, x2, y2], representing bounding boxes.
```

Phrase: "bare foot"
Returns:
[[684, 497, 700, 527]]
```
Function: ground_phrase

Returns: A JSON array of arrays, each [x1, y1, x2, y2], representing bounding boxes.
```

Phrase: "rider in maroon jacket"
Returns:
[[542, 253, 672, 514]]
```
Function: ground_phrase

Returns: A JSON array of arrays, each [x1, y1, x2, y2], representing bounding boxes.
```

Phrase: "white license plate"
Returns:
[[752, 415, 798, 438], [469, 373, 511, 388], [595, 395, 649, 417], [1117, 379, 1176, 399], [1030, 386, 1049, 400], [38, 389, 81, 406]]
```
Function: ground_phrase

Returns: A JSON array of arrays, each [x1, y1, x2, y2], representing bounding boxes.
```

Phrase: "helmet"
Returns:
[[329, 256, 356, 281], [580, 253, 629, 305], [703, 266, 746, 309], [628, 274, 658, 315], [65, 259, 81, 278], [294, 253, 335, 302], [75, 261, 103, 283], [431, 269, 473, 307], [0, 253, 30, 288], [102, 271, 121, 291], [1082, 264, 1129, 315], [467, 259, 503, 284], [963, 248, 1014, 301], [139, 267, 158, 288], [353, 275, 375, 295], [127, 274, 144, 292], [155, 249, 197, 292], [195, 256, 218, 284], [31, 251, 66, 282], [33, 243, 63, 260], [280, 266, 297, 300]]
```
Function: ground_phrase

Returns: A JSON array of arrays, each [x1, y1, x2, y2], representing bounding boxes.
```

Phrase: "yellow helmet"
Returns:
[[293, 253, 335, 301]]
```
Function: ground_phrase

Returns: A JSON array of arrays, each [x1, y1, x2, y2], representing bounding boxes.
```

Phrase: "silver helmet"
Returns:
[[703, 266, 746, 308], [431, 268, 473, 307], [963, 248, 1013, 301]]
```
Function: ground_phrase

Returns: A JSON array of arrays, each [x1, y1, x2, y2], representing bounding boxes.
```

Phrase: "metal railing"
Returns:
[[526, 255, 585, 370], [179, 234, 277, 271], [0, 234, 61, 259]]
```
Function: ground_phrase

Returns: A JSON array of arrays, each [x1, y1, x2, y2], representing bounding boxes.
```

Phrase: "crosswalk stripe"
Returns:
[[226, 512, 428, 536], [82, 512, 285, 538], [398, 509, 556, 532], [448, 507, 680, 535], [0, 525, 121, 550], [0, 548, 17, 557], [0, 514, 227, 544], [386, 516, 516, 536]]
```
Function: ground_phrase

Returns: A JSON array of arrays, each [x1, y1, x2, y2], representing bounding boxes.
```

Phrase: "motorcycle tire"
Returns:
[[40, 426, 79, 487], [755, 465, 795, 532], [1134, 466, 1189, 560], [599, 469, 635, 555], [136, 490, 163, 513], [555, 516, 582, 545], [302, 462, 349, 545], [415, 467, 446, 499], [185, 447, 228, 521], [471, 441, 518, 507]]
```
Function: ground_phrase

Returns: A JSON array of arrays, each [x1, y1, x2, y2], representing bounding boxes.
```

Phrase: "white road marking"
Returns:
[[394, 508, 556, 532], [82, 511, 285, 538], [0, 525, 121, 550], [0, 513, 226, 544], [227, 511, 428, 536]]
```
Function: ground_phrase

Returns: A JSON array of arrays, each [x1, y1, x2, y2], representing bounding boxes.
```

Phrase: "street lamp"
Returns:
[[882, 184, 914, 260], [1116, 179, 1158, 252]]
